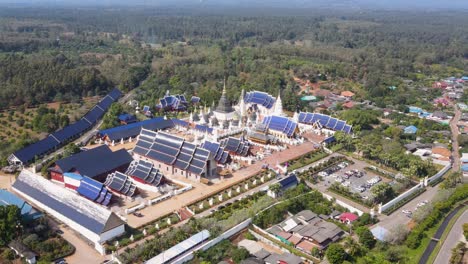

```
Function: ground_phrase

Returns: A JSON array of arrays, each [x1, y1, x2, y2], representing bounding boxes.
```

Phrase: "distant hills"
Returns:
[[1, 0, 467, 10]]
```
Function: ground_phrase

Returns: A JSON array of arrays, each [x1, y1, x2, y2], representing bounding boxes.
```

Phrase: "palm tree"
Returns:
[[343, 236, 362, 257]]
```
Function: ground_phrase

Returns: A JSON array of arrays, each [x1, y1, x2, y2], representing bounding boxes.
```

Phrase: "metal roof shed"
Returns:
[[146, 230, 210, 264]]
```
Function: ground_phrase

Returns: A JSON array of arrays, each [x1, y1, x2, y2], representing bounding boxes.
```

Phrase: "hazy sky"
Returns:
[[1, 0, 467, 10]]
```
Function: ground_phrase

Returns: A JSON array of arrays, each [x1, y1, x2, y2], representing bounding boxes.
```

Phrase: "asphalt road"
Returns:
[[418, 204, 466, 264], [433, 208, 468, 264]]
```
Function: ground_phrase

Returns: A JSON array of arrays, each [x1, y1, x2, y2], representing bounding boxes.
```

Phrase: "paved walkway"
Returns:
[[433, 208, 468, 264], [46, 218, 108, 264], [450, 104, 461, 172]]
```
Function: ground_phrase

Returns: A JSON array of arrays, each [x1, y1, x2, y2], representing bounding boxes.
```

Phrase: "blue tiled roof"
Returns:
[[54, 145, 133, 179], [156, 95, 188, 111], [12, 136, 60, 165], [77, 177, 105, 201], [278, 174, 298, 189], [98, 117, 174, 141], [11, 88, 122, 164], [191, 96, 201, 103], [201, 140, 230, 164], [244, 91, 276, 109], [221, 137, 250, 156], [133, 130, 211, 175], [118, 114, 137, 123], [298, 112, 352, 134], [262, 116, 297, 137], [63, 172, 83, 181]]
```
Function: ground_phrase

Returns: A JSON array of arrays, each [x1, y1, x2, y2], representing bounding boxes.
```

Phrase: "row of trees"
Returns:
[[334, 127, 438, 179], [253, 185, 336, 229]]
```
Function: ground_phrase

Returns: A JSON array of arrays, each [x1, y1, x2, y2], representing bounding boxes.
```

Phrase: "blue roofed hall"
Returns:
[[98, 117, 174, 143], [118, 113, 137, 124], [7, 88, 122, 166], [268, 173, 298, 198], [49, 145, 133, 183]]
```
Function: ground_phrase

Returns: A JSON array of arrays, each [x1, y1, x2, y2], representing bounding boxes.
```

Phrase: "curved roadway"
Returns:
[[418, 204, 466, 264], [433, 209, 468, 264]]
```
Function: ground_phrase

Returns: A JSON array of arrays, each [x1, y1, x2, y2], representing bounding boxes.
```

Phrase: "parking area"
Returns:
[[318, 158, 392, 199]]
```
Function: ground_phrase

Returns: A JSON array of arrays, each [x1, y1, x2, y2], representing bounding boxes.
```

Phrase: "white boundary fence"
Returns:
[[322, 193, 364, 216], [378, 164, 451, 214], [427, 164, 451, 185]]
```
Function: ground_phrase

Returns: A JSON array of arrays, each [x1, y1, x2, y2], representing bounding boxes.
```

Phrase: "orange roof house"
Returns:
[[431, 147, 451, 161], [342, 101, 354, 109], [297, 240, 316, 253], [341, 91, 355, 97], [288, 234, 303, 246]]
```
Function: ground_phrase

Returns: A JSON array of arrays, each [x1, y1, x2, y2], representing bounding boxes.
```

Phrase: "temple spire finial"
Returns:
[[223, 77, 227, 94]]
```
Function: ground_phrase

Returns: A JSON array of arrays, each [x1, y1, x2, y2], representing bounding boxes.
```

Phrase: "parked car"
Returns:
[[335, 177, 344, 183], [318, 171, 328, 177], [355, 171, 364, 178], [55, 259, 66, 264], [56, 229, 64, 235]]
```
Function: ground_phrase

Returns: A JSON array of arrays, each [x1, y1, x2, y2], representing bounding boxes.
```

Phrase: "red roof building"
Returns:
[[432, 82, 448, 89], [339, 212, 358, 224]]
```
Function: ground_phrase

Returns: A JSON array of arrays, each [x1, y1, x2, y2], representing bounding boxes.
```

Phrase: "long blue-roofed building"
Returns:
[[13, 170, 125, 255], [8, 88, 123, 166], [296, 112, 352, 135], [97, 117, 175, 144], [48, 145, 133, 184]]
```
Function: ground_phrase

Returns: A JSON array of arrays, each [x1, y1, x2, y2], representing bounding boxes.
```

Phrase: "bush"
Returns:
[[326, 243, 348, 264], [356, 226, 376, 249]]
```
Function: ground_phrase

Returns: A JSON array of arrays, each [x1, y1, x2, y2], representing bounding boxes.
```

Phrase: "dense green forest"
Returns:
[[0, 8, 466, 109], [0, 8, 468, 107], [0, 7, 466, 164]]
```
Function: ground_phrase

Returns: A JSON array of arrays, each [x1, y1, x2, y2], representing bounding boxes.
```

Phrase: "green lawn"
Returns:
[[406, 223, 439, 264]]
